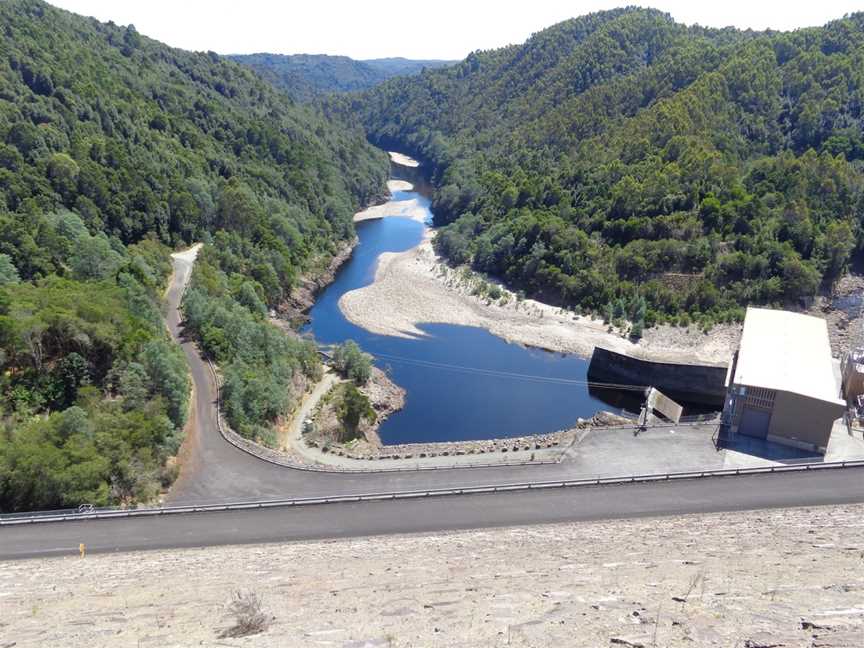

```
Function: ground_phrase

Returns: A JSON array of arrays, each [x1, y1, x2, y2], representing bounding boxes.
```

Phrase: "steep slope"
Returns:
[[229, 53, 453, 101], [228, 53, 385, 101], [0, 0, 388, 512], [356, 8, 864, 331], [363, 57, 455, 79]]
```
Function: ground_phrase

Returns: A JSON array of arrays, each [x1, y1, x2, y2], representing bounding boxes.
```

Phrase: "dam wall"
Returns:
[[587, 347, 728, 407]]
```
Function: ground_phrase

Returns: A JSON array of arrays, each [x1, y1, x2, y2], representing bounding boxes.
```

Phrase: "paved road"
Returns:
[[163, 248, 613, 505], [3, 469, 864, 560], [11, 246, 836, 562]]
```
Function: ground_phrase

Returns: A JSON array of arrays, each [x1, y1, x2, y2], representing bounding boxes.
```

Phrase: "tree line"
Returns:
[[351, 8, 864, 331], [0, 0, 388, 511]]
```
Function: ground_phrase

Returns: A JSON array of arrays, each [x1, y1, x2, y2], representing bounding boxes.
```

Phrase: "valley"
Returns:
[[3, 4, 864, 645]]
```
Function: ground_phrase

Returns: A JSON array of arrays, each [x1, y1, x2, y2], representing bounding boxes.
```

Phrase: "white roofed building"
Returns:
[[721, 308, 845, 452]]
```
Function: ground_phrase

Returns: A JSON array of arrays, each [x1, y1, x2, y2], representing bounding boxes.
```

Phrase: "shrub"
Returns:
[[336, 383, 376, 441], [218, 591, 271, 639]]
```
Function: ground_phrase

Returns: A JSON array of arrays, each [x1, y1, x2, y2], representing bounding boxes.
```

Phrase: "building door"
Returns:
[[738, 406, 770, 439]]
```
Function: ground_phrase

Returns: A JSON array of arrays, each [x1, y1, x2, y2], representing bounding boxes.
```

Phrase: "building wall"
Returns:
[[767, 391, 845, 450]]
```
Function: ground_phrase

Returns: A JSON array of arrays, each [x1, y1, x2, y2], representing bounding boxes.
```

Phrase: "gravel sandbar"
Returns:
[[339, 231, 740, 365]]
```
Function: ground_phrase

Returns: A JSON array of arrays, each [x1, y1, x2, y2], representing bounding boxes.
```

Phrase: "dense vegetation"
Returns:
[[230, 53, 453, 102], [0, 0, 388, 511], [355, 8, 864, 330], [181, 243, 324, 446], [0, 215, 190, 511], [363, 58, 455, 79]]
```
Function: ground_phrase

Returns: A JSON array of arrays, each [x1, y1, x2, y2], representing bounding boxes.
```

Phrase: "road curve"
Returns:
[[3, 469, 864, 560], [162, 247, 615, 504], [30, 245, 842, 562], [162, 249, 864, 501]]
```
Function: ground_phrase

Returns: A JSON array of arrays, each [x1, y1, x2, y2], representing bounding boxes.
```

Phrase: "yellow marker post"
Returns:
[[79, 543, 85, 558]]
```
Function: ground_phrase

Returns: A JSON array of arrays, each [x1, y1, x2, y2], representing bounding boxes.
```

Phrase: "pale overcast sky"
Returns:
[[48, 1, 863, 60]]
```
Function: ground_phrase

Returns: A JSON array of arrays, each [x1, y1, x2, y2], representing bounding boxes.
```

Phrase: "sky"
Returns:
[[48, 1, 864, 60]]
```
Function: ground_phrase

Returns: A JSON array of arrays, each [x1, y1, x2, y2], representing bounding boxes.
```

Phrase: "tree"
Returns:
[[52, 352, 90, 409], [332, 340, 372, 385], [237, 282, 267, 318], [217, 179, 263, 237], [0, 255, 19, 285], [139, 340, 190, 428], [119, 362, 149, 411], [46, 153, 80, 199], [55, 406, 92, 441], [817, 221, 855, 280], [336, 383, 376, 441], [781, 256, 820, 301], [69, 235, 123, 281]]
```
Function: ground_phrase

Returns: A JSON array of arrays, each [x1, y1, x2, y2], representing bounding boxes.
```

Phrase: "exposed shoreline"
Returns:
[[343, 152, 862, 364], [388, 150, 420, 167], [353, 179, 427, 224], [343, 152, 742, 365], [339, 230, 742, 365]]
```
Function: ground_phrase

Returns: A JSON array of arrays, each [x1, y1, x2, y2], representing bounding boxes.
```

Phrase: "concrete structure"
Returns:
[[721, 308, 845, 452], [641, 386, 683, 424], [587, 347, 727, 407]]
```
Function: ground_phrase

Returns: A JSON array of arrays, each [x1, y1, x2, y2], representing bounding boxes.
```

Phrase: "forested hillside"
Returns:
[[0, 0, 388, 511], [230, 53, 453, 101], [355, 8, 864, 331], [364, 57, 455, 79]]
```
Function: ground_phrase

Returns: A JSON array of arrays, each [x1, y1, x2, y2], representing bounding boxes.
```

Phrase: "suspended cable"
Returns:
[[367, 350, 649, 392]]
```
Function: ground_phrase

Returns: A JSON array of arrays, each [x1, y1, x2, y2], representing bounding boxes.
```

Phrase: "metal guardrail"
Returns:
[[3, 458, 863, 526], [18, 255, 837, 528]]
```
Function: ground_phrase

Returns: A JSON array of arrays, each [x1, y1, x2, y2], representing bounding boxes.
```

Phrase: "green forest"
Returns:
[[353, 8, 864, 331], [4, 1, 864, 512], [0, 0, 387, 511], [229, 53, 454, 102]]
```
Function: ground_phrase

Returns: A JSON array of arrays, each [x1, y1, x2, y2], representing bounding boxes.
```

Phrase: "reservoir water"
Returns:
[[305, 161, 639, 444]]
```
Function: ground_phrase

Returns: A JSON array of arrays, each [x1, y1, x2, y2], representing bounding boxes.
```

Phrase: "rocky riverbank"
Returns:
[[305, 366, 406, 452], [808, 273, 864, 357], [273, 238, 358, 327], [308, 425, 578, 463]]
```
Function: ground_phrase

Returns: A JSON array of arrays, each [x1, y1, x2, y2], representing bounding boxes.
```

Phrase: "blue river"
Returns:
[[304, 164, 637, 444]]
